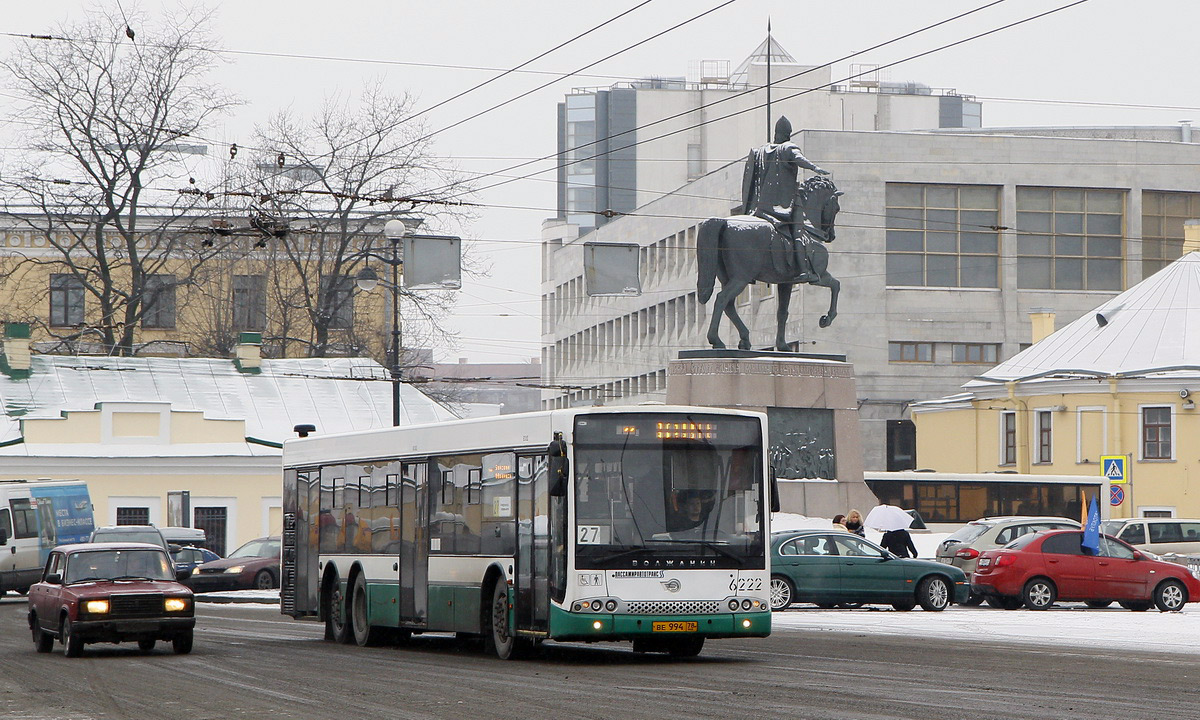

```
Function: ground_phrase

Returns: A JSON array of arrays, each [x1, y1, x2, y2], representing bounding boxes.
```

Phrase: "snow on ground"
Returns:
[[771, 603, 1200, 656], [193, 589, 279, 604]]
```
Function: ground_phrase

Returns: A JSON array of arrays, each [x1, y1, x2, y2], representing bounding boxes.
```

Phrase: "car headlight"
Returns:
[[164, 597, 190, 612], [84, 599, 110, 614], [224, 565, 245, 574]]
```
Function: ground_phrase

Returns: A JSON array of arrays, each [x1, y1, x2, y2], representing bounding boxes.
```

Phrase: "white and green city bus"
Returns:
[[280, 405, 773, 658]]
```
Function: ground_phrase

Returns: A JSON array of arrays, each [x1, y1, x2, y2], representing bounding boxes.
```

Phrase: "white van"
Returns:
[[0, 479, 94, 596], [1101, 518, 1200, 555]]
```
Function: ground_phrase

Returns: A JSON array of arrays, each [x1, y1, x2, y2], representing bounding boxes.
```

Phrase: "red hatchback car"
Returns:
[[972, 529, 1200, 611], [27, 542, 195, 657]]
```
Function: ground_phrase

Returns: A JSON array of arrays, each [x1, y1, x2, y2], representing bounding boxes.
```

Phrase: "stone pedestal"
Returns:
[[666, 351, 878, 517]]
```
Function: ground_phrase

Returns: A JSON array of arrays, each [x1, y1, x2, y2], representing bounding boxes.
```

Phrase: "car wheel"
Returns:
[[1022, 578, 1056, 610], [61, 616, 83, 658], [918, 576, 951, 612], [31, 615, 53, 653], [962, 592, 985, 607], [1085, 600, 1113, 609], [172, 631, 193, 655], [137, 637, 156, 653], [769, 576, 795, 610], [254, 570, 276, 590], [1119, 601, 1151, 612], [351, 574, 383, 647], [324, 578, 352, 644], [891, 601, 916, 612], [1154, 579, 1188, 612]]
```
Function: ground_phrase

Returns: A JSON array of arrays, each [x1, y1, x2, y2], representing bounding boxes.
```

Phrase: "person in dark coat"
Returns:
[[844, 509, 866, 537], [880, 528, 918, 558]]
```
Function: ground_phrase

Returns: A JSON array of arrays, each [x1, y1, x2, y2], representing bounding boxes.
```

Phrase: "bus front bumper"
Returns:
[[549, 605, 771, 642]]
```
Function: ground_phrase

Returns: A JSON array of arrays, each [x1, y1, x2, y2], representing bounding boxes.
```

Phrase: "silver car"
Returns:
[[936, 516, 1080, 605]]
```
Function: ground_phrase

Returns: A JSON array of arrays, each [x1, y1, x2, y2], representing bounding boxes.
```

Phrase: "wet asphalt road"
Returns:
[[1, 597, 1196, 720]]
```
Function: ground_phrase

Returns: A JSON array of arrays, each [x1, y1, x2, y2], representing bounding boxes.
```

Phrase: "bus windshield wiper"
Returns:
[[595, 547, 656, 565]]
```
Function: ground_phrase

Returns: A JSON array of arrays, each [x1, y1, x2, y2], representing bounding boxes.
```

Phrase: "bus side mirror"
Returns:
[[548, 434, 569, 497], [769, 469, 781, 513]]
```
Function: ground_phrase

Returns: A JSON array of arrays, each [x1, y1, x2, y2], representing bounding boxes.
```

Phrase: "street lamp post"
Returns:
[[356, 219, 407, 427], [356, 219, 461, 428]]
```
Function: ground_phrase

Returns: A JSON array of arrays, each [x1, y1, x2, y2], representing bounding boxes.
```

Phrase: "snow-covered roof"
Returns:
[[967, 252, 1200, 386], [0, 355, 456, 444]]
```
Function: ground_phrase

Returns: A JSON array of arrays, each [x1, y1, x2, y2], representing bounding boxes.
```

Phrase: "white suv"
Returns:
[[936, 516, 1080, 604]]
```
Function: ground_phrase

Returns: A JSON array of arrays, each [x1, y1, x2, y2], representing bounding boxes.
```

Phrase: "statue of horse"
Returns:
[[695, 175, 843, 351]]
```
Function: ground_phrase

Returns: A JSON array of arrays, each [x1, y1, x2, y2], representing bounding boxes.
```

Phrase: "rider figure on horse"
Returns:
[[740, 115, 830, 282]]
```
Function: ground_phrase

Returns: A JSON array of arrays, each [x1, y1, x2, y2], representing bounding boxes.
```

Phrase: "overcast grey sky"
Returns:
[[3, 1, 1197, 363]]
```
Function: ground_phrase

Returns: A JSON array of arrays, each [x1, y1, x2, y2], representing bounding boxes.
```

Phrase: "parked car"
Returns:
[[770, 530, 969, 612], [971, 529, 1200, 611], [27, 542, 195, 656], [89, 525, 170, 553], [160, 527, 207, 550], [1100, 518, 1200, 556], [936, 516, 1081, 604], [187, 536, 280, 592], [170, 545, 221, 576]]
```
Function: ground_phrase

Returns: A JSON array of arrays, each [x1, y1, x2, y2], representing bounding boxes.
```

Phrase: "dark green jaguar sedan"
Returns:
[[770, 530, 969, 611]]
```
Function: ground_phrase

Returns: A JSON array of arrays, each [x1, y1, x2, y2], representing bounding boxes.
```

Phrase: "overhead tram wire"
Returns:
[[438, 0, 1091, 202], [420, 0, 1014, 199]]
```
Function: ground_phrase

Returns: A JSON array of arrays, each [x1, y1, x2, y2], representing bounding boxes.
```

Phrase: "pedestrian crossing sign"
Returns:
[[1101, 455, 1127, 484]]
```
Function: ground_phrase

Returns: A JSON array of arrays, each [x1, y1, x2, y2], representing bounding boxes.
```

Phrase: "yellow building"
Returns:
[[913, 226, 1200, 519], [0, 215, 400, 361], [0, 332, 455, 554]]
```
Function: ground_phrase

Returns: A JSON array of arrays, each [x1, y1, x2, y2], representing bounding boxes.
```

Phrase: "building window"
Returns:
[[888, 342, 934, 363], [232, 274, 267, 331], [116, 507, 150, 525], [687, 143, 703, 179], [1015, 187, 1123, 291], [1036, 411, 1053, 463], [141, 274, 176, 328], [885, 183, 1000, 288], [1001, 412, 1016, 465], [1142, 406, 1172, 460], [320, 275, 354, 329], [951, 343, 999, 364], [1142, 191, 1200, 277], [49, 274, 85, 327]]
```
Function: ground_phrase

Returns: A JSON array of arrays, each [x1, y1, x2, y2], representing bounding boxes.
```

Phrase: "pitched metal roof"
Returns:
[[967, 251, 1200, 385], [0, 355, 456, 444]]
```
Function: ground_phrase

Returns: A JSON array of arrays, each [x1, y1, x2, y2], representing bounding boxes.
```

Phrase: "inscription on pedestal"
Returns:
[[669, 360, 852, 378]]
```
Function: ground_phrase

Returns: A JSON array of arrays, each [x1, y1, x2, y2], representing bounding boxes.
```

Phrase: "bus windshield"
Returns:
[[573, 413, 765, 570]]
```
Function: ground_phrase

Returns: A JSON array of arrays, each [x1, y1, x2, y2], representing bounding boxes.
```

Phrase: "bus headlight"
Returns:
[[741, 599, 752, 611], [84, 599, 110, 614], [728, 599, 740, 611], [605, 600, 617, 611]]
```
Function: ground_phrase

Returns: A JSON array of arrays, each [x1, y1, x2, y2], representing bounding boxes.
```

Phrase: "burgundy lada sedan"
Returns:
[[27, 542, 195, 657]]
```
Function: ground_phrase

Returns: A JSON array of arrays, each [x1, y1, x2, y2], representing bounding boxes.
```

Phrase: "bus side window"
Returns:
[[0, 508, 10, 545]]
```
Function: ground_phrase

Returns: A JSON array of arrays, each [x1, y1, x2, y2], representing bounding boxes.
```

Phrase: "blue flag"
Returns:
[[1081, 496, 1101, 554]]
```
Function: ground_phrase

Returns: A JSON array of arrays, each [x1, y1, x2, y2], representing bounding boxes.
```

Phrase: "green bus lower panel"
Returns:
[[548, 605, 771, 642], [366, 583, 400, 628], [424, 584, 483, 633]]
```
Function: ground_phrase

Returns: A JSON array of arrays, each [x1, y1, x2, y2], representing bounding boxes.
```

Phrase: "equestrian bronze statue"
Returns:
[[696, 116, 843, 351]]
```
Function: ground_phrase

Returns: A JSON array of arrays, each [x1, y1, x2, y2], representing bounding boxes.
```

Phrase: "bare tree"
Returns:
[[0, 4, 238, 354], [245, 82, 477, 364]]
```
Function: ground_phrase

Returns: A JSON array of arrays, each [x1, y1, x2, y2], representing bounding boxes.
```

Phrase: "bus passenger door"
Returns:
[[400, 462, 429, 627], [515, 454, 551, 633]]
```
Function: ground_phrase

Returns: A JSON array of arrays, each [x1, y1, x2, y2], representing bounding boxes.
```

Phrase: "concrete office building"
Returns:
[[540, 124, 1200, 472], [556, 37, 981, 233]]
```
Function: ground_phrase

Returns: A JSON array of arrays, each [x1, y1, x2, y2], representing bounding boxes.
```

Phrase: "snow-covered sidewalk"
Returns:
[[771, 603, 1200, 656]]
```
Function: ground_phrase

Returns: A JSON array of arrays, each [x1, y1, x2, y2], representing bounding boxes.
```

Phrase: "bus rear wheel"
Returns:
[[351, 574, 383, 646], [485, 581, 528, 660], [324, 578, 352, 644]]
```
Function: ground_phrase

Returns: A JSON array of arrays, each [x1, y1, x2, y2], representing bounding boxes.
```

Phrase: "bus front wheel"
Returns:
[[485, 581, 528, 660]]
